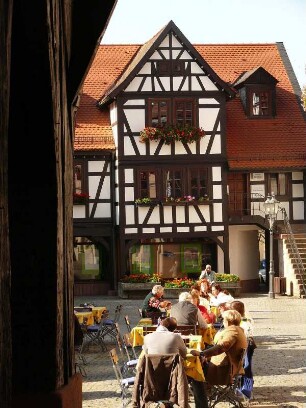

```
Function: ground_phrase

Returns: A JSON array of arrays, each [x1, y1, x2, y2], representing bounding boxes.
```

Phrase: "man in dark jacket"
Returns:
[[170, 291, 208, 328]]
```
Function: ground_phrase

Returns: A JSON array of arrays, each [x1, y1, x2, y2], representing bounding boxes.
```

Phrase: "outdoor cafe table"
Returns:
[[74, 306, 107, 326], [74, 311, 94, 326], [91, 306, 107, 322], [130, 321, 216, 349]]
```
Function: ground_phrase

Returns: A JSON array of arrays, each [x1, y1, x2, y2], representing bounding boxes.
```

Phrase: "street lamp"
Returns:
[[263, 192, 280, 299]]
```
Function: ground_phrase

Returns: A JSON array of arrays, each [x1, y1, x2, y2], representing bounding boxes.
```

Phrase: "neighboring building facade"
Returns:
[[74, 21, 306, 296]]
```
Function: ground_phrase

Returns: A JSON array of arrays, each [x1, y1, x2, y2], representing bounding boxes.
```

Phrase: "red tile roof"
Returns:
[[75, 43, 306, 169]]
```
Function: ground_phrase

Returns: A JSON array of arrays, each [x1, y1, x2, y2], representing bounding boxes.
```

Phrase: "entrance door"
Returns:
[[228, 173, 247, 216]]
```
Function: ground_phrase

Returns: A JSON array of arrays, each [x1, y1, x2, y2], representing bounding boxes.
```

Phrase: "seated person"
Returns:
[[199, 264, 216, 283], [190, 289, 216, 324], [141, 284, 171, 323], [229, 300, 256, 399], [170, 291, 207, 329], [208, 283, 234, 307], [191, 309, 247, 385], [140, 316, 208, 408], [197, 278, 211, 310], [143, 316, 187, 358], [230, 300, 254, 339]]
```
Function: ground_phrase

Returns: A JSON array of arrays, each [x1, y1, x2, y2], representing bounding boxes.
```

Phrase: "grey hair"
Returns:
[[222, 309, 242, 326], [152, 285, 164, 295], [179, 291, 192, 302]]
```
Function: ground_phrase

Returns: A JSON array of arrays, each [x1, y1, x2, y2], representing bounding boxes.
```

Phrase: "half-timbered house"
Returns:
[[74, 21, 306, 297]]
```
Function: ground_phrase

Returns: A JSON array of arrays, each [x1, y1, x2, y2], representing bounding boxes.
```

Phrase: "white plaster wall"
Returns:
[[124, 109, 145, 132], [99, 176, 110, 199], [125, 187, 134, 201], [292, 184, 304, 197], [229, 225, 260, 280], [124, 168, 134, 183], [199, 108, 219, 132], [213, 203, 223, 222], [125, 206, 135, 225], [212, 167, 221, 181], [293, 201, 304, 220], [292, 171, 303, 180], [73, 205, 86, 218], [213, 185, 222, 199], [92, 203, 111, 218], [88, 161, 107, 172]]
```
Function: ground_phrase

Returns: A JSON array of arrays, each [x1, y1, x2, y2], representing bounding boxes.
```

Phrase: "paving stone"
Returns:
[[75, 293, 306, 407]]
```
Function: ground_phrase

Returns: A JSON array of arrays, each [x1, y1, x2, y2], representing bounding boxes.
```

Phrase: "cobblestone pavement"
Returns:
[[74, 293, 306, 408]]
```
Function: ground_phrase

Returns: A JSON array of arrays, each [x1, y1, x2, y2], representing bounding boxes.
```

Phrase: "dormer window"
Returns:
[[233, 67, 278, 119], [250, 88, 271, 116]]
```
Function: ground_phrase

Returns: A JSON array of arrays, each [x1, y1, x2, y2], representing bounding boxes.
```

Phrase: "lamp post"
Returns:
[[263, 192, 280, 299]]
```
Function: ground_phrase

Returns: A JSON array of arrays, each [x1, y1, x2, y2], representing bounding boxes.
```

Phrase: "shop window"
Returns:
[[73, 237, 101, 280], [268, 173, 288, 197]]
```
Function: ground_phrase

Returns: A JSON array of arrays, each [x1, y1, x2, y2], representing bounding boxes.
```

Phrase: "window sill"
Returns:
[[135, 201, 159, 207]]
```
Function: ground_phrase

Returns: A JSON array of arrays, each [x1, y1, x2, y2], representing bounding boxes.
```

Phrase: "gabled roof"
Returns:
[[75, 29, 306, 170], [233, 66, 278, 88], [98, 20, 235, 106]]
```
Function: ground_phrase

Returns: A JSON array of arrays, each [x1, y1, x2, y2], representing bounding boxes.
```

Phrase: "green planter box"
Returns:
[[163, 287, 192, 299]]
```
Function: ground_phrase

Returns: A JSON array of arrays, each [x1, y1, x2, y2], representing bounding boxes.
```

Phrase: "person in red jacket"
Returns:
[[190, 289, 216, 324]]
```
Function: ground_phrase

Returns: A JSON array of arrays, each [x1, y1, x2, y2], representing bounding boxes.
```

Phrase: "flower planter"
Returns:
[[118, 282, 161, 299]]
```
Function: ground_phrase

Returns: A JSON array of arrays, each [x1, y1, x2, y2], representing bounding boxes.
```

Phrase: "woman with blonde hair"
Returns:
[[191, 309, 247, 385]]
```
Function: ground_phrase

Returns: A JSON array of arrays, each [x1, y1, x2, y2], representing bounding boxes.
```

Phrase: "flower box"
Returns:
[[73, 192, 89, 205], [139, 125, 205, 145]]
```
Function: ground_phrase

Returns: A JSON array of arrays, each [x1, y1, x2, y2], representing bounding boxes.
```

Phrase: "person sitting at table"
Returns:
[[141, 284, 171, 324], [208, 283, 234, 307], [190, 289, 216, 324], [141, 316, 208, 408], [199, 264, 216, 283], [170, 291, 207, 329], [191, 309, 247, 385], [229, 300, 256, 399], [197, 278, 211, 310]]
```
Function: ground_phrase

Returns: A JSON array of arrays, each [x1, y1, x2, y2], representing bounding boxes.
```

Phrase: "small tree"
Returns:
[[302, 85, 306, 111]]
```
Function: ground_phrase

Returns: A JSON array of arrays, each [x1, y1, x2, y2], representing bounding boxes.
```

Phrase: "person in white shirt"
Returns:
[[208, 283, 234, 307]]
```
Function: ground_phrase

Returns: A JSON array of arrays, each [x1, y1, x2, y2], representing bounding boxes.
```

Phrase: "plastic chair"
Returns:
[[109, 347, 135, 408]]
